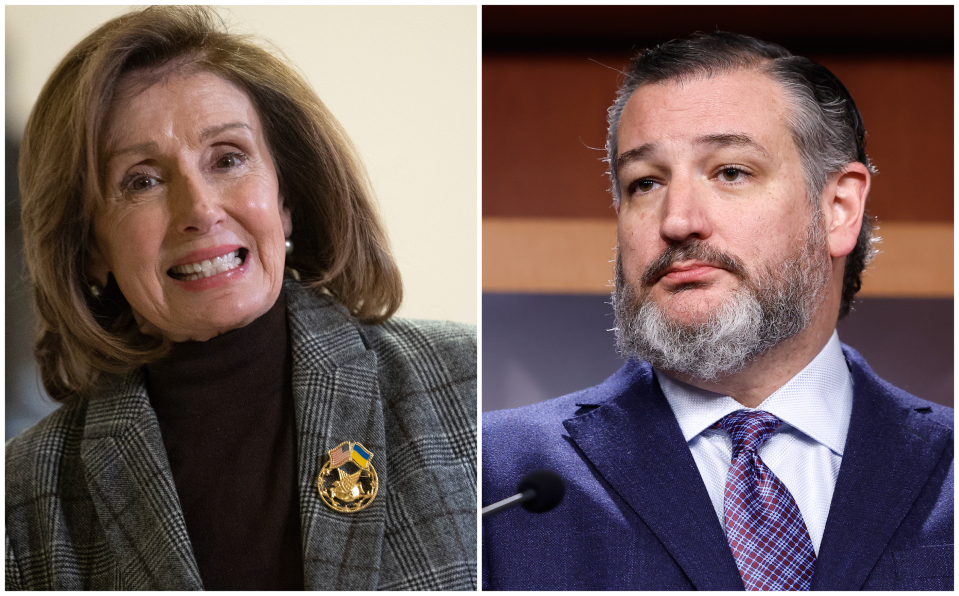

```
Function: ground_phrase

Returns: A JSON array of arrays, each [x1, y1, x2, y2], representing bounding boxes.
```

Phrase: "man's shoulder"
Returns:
[[483, 389, 585, 433], [484, 360, 653, 436], [843, 344, 953, 430]]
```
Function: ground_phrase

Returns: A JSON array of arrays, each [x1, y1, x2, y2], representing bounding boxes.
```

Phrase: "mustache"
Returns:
[[640, 240, 748, 287]]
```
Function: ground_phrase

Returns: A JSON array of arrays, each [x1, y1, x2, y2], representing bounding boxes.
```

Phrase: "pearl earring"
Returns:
[[285, 239, 293, 255]]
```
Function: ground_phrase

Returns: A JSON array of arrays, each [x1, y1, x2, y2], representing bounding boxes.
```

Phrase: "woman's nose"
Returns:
[[171, 172, 225, 234]]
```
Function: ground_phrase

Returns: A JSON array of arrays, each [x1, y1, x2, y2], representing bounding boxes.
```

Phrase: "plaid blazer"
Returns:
[[6, 282, 477, 590]]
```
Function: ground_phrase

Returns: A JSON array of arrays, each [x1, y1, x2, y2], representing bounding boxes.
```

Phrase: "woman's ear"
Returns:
[[279, 194, 292, 237], [87, 243, 111, 287]]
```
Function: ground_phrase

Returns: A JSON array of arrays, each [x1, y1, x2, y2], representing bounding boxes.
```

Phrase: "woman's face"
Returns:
[[92, 70, 292, 342]]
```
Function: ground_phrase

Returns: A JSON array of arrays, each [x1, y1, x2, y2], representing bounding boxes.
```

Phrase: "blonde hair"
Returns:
[[20, 6, 402, 401]]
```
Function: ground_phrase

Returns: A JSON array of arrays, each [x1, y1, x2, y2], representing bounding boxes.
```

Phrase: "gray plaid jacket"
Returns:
[[6, 282, 477, 590]]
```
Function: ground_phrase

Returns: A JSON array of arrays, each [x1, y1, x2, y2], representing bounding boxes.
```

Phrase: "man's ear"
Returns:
[[823, 162, 870, 259]]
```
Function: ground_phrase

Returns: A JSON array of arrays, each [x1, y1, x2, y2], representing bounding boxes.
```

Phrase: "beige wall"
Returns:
[[6, 5, 477, 324]]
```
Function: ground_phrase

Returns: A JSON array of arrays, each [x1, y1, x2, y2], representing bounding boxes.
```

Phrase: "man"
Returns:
[[482, 32, 952, 591]]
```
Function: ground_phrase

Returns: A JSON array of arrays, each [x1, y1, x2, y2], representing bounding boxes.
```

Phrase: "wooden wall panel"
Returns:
[[483, 218, 953, 298], [483, 56, 953, 223]]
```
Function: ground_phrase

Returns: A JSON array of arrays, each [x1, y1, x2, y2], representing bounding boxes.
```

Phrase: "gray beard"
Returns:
[[611, 213, 830, 382]]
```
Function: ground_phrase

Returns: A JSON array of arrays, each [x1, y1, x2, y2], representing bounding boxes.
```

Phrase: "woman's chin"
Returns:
[[136, 294, 279, 343]]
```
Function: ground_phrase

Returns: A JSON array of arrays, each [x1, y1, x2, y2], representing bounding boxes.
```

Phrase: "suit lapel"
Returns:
[[286, 284, 387, 590], [80, 370, 202, 590], [812, 349, 952, 590], [563, 362, 743, 590]]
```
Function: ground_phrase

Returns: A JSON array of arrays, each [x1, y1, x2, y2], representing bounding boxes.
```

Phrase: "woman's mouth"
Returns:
[[169, 249, 248, 281]]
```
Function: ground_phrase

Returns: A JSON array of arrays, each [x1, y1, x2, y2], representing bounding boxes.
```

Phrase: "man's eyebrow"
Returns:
[[616, 132, 772, 173], [105, 122, 252, 164]]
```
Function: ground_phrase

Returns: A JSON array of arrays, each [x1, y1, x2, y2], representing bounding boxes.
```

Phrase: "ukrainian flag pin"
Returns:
[[317, 441, 379, 512]]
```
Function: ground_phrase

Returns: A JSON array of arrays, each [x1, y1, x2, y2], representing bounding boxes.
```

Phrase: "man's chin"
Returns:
[[652, 287, 730, 326]]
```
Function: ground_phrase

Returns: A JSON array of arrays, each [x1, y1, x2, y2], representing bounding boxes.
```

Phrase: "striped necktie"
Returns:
[[715, 410, 816, 590]]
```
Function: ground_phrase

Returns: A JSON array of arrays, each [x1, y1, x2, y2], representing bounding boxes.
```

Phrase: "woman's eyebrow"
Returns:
[[106, 122, 253, 164], [200, 121, 252, 141]]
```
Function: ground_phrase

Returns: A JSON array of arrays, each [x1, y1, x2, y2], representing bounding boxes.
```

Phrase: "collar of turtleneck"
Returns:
[[146, 288, 289, 418]]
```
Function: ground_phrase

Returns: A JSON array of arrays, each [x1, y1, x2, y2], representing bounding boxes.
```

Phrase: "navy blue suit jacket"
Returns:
[[482, 346, 953, 590]]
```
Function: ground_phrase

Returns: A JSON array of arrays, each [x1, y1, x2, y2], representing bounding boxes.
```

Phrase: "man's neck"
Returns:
[[662, 322, 837, 408]]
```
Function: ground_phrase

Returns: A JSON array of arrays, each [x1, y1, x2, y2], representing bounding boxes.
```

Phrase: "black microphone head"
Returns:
[[517, 469, 565, 513]]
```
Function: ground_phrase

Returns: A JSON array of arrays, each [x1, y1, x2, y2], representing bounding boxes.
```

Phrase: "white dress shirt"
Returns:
[[655, 330, 853, 554]]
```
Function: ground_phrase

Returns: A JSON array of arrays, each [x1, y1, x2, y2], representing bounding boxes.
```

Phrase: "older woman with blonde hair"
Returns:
[[6, 6, 476, 590]]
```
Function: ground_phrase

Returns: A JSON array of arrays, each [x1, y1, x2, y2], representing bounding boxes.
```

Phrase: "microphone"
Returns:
[[482, 469, 565, 519]]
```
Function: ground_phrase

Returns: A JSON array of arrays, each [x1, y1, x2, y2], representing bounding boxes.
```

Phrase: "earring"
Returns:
[[285, 239, 293, 255], [89, 283, 102, 298]]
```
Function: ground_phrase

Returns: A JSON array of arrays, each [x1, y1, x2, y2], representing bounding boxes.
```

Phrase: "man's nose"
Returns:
[[171, 171, 225, 234], [658, 176, 712, 244]]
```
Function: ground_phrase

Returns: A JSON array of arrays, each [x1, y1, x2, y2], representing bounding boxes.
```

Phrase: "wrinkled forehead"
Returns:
[[616, 69, 795, 156], [100, 65, 258, 159], [99, 56, 207, 149]]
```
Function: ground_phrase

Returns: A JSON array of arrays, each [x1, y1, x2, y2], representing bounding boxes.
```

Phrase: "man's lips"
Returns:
[[656, 261, 724, 284]]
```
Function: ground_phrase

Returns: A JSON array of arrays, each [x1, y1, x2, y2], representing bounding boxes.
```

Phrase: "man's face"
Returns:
[[612, 69, 835, 379]]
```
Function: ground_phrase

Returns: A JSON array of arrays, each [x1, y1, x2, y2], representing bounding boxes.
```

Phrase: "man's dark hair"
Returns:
[[607, 31, 877, 320]]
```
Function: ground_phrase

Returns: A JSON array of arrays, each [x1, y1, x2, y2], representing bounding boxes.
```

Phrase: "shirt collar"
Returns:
[[656, 330, 852, 456]]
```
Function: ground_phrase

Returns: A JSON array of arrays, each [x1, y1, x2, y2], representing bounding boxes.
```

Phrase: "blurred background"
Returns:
[[482, 6, 953, 412], [6, 6, 477, 439]]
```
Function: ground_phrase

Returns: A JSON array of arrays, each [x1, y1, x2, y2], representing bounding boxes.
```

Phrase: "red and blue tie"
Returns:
[[715, 410, 816, 590]]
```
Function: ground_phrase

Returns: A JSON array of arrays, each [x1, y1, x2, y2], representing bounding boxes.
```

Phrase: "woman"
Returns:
[[6, 6, 476, 590]]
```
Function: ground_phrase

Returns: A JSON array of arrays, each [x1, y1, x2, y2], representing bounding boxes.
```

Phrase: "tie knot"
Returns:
[[715, 410, 781, 457]]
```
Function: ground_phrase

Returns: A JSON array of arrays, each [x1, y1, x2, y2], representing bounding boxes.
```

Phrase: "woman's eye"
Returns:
[[120, 172, 156, 192], [120, 151, 245, 193], [130, 176, 154, 191], [216, 152, 242, 169]]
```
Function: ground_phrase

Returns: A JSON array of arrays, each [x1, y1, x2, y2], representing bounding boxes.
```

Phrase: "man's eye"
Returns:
[[629, 166, 752, 196], [631, 180, 655, 195], [720, 168, 746, 182]]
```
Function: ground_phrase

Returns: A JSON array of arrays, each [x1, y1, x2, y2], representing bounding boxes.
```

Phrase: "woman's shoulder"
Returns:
[[6, 399, 88, 459], [285, 280, 476, 368], [6, 370, 146, 469], [358, 315, 476, 408], [370, 317, 476, 356], [363, 317, 476, 384], [6, 399, 88, 504]]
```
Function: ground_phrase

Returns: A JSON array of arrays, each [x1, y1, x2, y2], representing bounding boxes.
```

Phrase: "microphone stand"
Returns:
[[481, 489, 536, 518]]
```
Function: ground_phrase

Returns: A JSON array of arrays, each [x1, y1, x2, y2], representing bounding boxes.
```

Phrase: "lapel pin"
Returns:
[[317, 441, 379, 512]]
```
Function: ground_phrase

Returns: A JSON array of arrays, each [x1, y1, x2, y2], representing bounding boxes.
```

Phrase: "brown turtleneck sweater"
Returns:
[[146, 290, 304, 590]]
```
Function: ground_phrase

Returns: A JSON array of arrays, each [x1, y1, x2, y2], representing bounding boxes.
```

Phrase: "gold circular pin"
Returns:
[[317, 457, 378, 513]]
